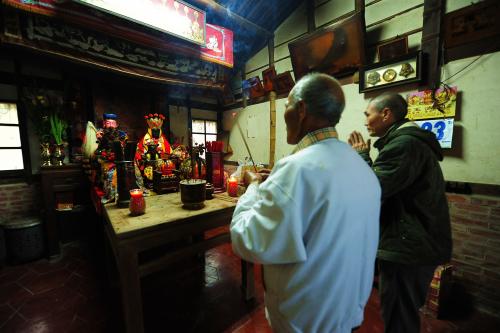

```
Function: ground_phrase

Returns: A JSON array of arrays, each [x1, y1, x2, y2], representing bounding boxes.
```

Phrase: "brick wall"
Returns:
[[447, 192, 500, 318], [0, 182, 41, 221]]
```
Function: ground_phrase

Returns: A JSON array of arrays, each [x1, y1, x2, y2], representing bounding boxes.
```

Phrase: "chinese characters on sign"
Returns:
[[76, 0, 206, 45], [200, 24, 234, 68], [407, 86, 457, 120], [407, 86, 458, 148]]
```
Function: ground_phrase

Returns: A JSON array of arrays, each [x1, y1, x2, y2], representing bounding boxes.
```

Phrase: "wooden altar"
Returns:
[[103, 193, 255, 333]]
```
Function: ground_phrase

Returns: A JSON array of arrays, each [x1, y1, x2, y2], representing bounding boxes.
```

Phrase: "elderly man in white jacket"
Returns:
[[230, 73, 381, 333]]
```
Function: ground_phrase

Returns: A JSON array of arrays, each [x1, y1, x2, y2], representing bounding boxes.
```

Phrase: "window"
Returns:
[[192, 119, 217, 158], [0, 102, 25, 173]]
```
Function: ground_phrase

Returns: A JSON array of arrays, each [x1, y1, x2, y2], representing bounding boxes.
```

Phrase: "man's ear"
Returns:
[[381, 107, 392, 121], [297, 100, 307, 122]]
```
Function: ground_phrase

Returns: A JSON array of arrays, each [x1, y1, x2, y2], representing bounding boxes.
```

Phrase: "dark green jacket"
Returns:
[[361, 120, 452, 265]]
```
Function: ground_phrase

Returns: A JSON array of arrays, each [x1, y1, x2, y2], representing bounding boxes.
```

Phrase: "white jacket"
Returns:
[[231, 138, 381, 333]]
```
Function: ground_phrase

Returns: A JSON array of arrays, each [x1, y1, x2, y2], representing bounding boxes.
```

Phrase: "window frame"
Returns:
[[0, 99, 31, 178], [191, 118, 218, 147]]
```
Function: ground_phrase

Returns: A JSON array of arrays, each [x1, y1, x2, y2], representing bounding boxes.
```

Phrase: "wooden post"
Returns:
[[355, 0, 365, 12], [267, 38, 276, 168], [421, 0, 444, 90], [307, 0, 316, 33], [269, 91, 277, 168]]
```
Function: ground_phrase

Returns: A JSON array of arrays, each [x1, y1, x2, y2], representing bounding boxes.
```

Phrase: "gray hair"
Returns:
[[370, 93, 408, 121], [290, 72, 345, 126]]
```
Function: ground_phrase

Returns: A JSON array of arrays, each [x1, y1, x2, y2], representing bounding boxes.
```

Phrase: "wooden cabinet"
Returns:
[[40, 164, 87, 258]]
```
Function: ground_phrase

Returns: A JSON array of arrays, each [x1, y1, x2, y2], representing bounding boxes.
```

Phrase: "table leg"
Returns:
[[104, 237, 119, 288], [241, 259, 255, 300], [118, 246, 144, 333]]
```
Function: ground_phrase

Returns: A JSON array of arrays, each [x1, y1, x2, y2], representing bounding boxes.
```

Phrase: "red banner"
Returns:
[[3, 0, 234, 68], [200, 24, 234, 68], [75, 0, 206, 45]]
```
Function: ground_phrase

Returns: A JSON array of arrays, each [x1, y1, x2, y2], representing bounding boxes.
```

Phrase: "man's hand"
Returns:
[[348, 131, 371, 153], [242, 169, 272, 187]]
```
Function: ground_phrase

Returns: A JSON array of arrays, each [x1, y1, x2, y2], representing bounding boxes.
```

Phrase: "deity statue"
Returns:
[[94, 113, 127, 203], [135, 113, 172, 189]]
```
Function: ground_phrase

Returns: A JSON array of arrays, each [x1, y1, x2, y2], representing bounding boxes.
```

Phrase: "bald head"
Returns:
[[370, 93, 408, 122], [290, 73, 345, 126]]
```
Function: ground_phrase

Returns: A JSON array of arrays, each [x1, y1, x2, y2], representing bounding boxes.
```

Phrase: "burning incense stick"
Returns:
[[236, 122, 258, 173]]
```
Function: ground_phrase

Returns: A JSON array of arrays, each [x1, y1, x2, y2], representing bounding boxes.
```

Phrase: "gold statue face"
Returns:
[[144, 166, 154, 180]]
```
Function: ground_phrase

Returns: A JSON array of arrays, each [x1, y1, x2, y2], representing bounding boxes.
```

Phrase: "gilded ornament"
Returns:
[[383, 69, 397, 82], [366, 71, 381, 85], [399, 63, 415, 78]]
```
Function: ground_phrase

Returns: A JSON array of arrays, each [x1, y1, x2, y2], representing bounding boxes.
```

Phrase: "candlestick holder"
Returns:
[[116, 160, 136, 208], [129, 189, 146, 216], [206, 152, 225, 192], [227, 177, 238, 197]]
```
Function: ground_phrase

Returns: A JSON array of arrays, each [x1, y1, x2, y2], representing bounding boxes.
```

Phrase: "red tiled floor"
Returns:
[[0, 266, 30, 287], [0, 304, 15, 327], [21, 268, 73, 294], [1, 240, 499, 332], [0, 283, 32, 309]]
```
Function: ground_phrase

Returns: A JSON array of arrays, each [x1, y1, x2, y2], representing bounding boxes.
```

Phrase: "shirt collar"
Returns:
[[374, 119, 410, 150], [292, 127, 338, 154]]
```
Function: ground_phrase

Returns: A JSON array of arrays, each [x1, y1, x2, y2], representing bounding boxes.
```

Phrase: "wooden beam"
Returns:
[[307, 0, 316, 33], [355, 0, 365, 12], [189, 0, 273, 37], [421, 0, 444, 90], [268, 38, 275, 65]]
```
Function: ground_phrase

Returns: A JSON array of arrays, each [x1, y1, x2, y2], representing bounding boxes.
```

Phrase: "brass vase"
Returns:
[[40, 143, 52, 167], [52, 143, 66, 166]]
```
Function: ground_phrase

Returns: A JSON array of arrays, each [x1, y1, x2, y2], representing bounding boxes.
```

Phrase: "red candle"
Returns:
[[227, 177, 238, 197], [129, 189, 146, 216]]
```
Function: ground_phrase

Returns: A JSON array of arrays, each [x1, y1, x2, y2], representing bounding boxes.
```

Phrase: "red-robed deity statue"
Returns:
[[135, 113, 173, 188], [135, 113, 171, 161]]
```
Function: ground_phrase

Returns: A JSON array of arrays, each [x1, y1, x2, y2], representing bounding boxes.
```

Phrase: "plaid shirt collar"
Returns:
[[292, 127, 338, 154]]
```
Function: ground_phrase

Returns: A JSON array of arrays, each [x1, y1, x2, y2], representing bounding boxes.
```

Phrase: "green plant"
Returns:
[[23, 89, 68, 144], [49, 111, 67, 145]]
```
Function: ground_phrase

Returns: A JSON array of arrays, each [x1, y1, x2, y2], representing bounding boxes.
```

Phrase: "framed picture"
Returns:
[[377, 36, 408, 62], [359, 51, 422, 93], [247, 76, 265, 99], [272, 72, 295, 95], [3, 7, 22, 39], [262, 66, 277, 93], [443, 0, 500, 61], [288, 12, 365, 80]]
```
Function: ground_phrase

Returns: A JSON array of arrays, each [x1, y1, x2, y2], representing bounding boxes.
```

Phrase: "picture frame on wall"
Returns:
[[247, 76, 265, 99], [288, 12, 366, 80], [359, 51, 422, 93], [443, 0, 500, 61], [262, 66, 277, 93], [272, 72, 295, 96], [377, 36, 408, 62]]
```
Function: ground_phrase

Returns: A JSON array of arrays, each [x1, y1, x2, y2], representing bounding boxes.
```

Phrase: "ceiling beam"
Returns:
[[189, 0, 273, 37], [307, 0, 315, 33]]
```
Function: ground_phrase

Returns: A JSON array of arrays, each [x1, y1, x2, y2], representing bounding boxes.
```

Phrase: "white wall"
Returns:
[[169, 105, 189, 145], [439, 53, 500, 185], [230, 0, 500, 185], [169, 106, 217, 146]]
